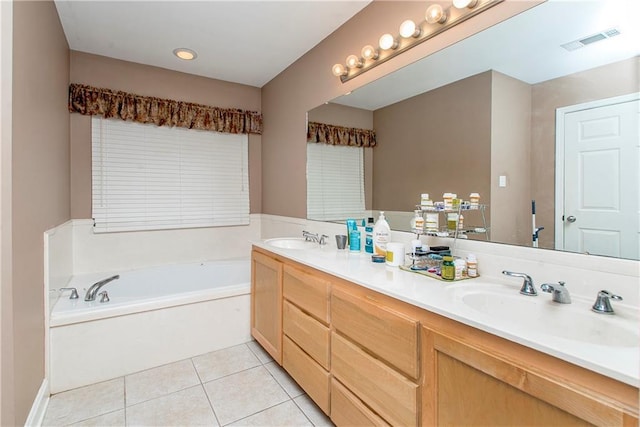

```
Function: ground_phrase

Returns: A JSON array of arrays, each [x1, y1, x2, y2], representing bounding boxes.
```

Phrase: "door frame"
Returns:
[[554, 92, 640, 251]]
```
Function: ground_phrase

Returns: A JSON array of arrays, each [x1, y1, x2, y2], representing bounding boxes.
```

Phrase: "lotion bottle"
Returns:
[[373, 211, 390, 256]]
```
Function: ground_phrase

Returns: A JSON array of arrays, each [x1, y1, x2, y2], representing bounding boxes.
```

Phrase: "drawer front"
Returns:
[[283, 265, 330, 323], [331, 332, 419, 427], [331, 288, 419, 379], [331, 378, 391, 427], [283, 300, 330, 369], [283, 336, 330, 414]]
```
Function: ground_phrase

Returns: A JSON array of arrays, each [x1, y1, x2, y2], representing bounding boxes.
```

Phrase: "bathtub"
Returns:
[[49, 259, 252, 393]]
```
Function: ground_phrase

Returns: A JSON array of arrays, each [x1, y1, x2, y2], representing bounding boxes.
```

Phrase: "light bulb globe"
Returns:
[[332, 63, 346, 77], [425, 4, 447, 24], [399, 20, 420, 38], [379, 33, 397, 50]]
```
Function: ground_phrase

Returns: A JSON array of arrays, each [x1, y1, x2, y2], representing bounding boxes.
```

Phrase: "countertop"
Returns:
[[253, 240, 640, 388]]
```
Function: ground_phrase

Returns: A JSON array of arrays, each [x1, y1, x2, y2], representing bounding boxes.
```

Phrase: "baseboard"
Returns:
[[24, 379, 49, 427]]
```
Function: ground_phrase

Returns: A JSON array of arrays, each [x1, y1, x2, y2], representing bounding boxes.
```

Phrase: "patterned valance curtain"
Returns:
[[307, 121, 376, 148], [68, 83, 262, 135]]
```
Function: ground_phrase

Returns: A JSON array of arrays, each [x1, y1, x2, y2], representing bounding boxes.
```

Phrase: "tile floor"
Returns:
[[43, 341, 334, 426]]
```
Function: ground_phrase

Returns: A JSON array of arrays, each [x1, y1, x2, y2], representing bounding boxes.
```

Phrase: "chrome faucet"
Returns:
[[592, 290, 623, 314], [502, 271, 537, 296], [540, 281, 571, 304], [84, 275, 120, 301], [319, 234, 329, 246], [302, 230, 319, 242]]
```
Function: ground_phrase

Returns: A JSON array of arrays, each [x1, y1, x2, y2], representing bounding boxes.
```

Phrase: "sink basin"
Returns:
[[265, 238, 318, 250], [450, 284, 639, 348]]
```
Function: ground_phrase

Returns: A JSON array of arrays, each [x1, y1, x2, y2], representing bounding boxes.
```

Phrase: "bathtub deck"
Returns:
[[42, 341, 333, 426]]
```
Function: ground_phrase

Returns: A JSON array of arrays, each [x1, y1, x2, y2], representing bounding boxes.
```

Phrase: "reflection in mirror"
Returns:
[[307, 0, 639, 260]]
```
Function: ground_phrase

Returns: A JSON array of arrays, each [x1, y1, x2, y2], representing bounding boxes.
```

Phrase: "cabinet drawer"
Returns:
[[283, 265, 330, 323], [331, 378, 391, 427], [283, 335, 330, 415], [331, 288, 419, 379], [283, 300, 330, 369], [332, 332, 419, 427]]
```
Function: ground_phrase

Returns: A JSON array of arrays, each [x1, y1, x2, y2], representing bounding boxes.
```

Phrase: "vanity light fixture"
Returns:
[[331, 0, 502, 83], [173, 48, 198, 61]]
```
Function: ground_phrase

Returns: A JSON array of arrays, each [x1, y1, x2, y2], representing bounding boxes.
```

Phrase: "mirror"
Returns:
[[307, 0, 639, 260]]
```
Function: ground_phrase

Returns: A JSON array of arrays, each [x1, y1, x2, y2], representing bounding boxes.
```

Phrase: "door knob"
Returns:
[[566, 215, 576, 223]]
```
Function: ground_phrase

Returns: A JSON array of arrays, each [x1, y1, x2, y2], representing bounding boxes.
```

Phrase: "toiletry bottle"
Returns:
[[466, 254, 478, 277], [425, 213, 439, 232], [410, 210, 424, 234], [420, 193, 433, 209], [454, 258, 466, 279], [469, 193, 480, 209], [349, 229, 361, 252], [441, 256, 455, 280], [346, 219, 357, 245], [458, 213, 464, 231], [373, 211, 390, 256], [365, 217, 374, 253]]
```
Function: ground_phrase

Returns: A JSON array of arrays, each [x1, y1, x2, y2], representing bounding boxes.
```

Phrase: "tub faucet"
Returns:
[[502, 271, 537, 296], [540, 281, 571, 304], [85, 275, 120, 301]]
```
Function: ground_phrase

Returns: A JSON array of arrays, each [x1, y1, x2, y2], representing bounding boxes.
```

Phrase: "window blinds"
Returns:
[[92, 117, 249, 233], [307, 142, 366, 221]]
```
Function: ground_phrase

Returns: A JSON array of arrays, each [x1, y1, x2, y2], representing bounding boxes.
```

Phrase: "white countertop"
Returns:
[[253, 240, 640, 388]]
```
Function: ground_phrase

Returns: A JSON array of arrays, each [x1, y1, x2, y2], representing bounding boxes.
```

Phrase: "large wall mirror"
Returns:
[[307, 0, 639, 260]]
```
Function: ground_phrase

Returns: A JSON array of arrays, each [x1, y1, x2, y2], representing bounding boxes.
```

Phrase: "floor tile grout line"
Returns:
[[219, 397, 294, 427], [291, 396, 319, 427], [198, 382, 223, 427]]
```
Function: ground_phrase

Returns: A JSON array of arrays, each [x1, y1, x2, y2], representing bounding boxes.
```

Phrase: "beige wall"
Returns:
[[9, 1, 70, 424], [491, 71, 532, 246], [69, 51, 263, 219], [261, 0, 537, 218], [308, 103, 374, 210], [531, 56, 639, 249], [373, 71, 492, 219]]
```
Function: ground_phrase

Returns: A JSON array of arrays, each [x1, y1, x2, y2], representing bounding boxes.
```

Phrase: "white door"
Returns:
[[558, 96, 639, 259]]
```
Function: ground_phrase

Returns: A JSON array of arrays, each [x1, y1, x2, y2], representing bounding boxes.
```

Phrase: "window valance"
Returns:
[[68, 83, 262, 135], [307, 121, 376, 148]]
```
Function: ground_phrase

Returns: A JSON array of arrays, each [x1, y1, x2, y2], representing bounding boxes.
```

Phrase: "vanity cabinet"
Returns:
[[250, 250, 283, 363], [420, 311, 639, 427], [282, 264, 331, 414]]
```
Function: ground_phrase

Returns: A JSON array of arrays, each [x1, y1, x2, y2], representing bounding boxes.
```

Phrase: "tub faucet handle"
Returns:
[[99, 291, 110, 303], [60, 287, 79, 299]]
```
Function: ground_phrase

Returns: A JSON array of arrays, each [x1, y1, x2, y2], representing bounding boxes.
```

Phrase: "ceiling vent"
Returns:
[[561, 28, 622, 52]]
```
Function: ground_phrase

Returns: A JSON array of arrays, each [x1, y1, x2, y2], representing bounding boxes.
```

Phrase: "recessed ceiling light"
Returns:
[[173, 48, 197, 61]]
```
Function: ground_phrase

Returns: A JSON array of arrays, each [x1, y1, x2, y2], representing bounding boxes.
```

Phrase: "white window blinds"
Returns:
[[92, 117, 249, 233], [307, 142, 366, 221]]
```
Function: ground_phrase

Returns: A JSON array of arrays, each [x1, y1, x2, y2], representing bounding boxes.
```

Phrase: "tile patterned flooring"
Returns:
[[43, 341, 334, 426]]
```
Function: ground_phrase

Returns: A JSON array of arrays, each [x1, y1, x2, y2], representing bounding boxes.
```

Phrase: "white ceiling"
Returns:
[[334, 0, 640, 110], [54, 0, 371, 88]]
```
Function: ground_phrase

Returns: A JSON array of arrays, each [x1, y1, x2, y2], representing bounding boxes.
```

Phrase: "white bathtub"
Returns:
[[49, 259, 252, 393]]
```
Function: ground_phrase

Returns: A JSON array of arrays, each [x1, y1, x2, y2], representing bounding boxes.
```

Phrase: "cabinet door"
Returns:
[[251, 250, 283, 364], [422, 325, 639, 427]]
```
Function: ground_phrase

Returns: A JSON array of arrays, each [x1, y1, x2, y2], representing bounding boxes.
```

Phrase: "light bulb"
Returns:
[[425, 4, 447, 24], [453, 0, 478, 9], [173, 48, 197, 60], [346, 54, 362, 68], [361, 45, 379, 60], [332, 63, 346, 77], [378, 33, 398, 50], [399, 19, 421, 38]]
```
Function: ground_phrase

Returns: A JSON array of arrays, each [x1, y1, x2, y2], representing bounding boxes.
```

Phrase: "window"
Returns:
[[307, 142, 365, 221], [92, 117, 249, 233]]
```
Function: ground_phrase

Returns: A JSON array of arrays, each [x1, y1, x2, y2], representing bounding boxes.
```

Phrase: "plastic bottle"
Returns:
[[466, 254, 478, 277], [349, 229, 361, 252], [441, 256, 455, 280], [410, 210, 424, 234], [364, 217, 374, 254], [454, 258, 466, 280], [469, 193, 480, 209], [420, 193, 433, 209], [373, 211, 391, 256], [458, 213, 464, 231]]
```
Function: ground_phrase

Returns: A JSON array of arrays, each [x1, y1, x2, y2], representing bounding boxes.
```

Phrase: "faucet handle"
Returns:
[[60, 287, 79, 299], [592, 290, 622, 314], [99, 291, 110, 303], [319, 234, 329, 245], [502, 270, 537, 296]]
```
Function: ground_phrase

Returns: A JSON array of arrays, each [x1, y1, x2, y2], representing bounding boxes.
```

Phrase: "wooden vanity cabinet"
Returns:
[[420, 311, 640, 427], [250, 250, 283, 364], [282, 264, 331, 414]]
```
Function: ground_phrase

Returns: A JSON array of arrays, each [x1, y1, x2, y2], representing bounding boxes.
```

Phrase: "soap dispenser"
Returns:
[[373, 211, 390, 255]]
